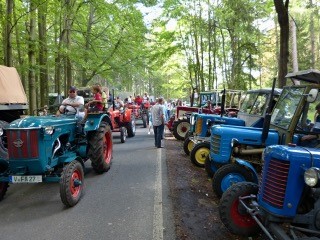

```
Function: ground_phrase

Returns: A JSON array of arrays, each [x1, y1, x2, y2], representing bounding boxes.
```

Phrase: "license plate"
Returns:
[[10, 175, 42, 183]]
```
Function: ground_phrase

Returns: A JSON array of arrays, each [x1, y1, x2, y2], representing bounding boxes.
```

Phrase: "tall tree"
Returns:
[[4, 0, 13, 66], [274, 0, 290, 88], [28, 0, 37, 113]]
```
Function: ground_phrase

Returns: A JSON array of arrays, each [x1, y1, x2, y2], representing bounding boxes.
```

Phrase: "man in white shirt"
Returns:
[[56, 86, 84, 116]]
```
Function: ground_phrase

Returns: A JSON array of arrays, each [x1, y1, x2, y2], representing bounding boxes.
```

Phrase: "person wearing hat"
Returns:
[[300, 103, 320, 147], [56, 86, 84, 116]]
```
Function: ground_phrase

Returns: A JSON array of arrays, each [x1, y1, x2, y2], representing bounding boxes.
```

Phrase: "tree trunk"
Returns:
[[309, 0, 315, 69], [4, 0, 13, 67], [274, 0, 290, 88], [38, 1, 48, 106], [28, 0, 37, 114]]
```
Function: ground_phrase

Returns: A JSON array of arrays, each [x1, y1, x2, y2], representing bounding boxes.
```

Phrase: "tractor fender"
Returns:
[[84, 114, 112, 131], [234, 158, 259, 184], [60, 155, 85, 168]]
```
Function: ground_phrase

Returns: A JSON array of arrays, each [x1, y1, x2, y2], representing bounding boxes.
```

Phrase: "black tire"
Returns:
[[0, 182, 8, 201], [0, 120, 9, 160], [183, 137, 194, 156], [219, 182, 260, 237], [120, 127, 127, 143], [205, 156, 214, 178], [173, 119, 190, 141], [142, 114, 148, 128], [212, 164, 254, 198], [60, 160, 84, 207], [190, 142, 210, 167], [127, 116, 136, 137], [88, 121, 113, 174]]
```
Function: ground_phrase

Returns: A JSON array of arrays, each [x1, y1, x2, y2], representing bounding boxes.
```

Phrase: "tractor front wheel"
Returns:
[[183, 137, 194, 156], [212, 164, 254, 198], [190, 142, 210, 167], [120, 127, 127, 143], [60, 160, 84, 207], [88, 121, 113, 174], [0, 182, 8, 201], [142, 114, 148, 128], [127, 116, 136, 137], [173, 119, 190, 141], [219, 182, 260, 237]]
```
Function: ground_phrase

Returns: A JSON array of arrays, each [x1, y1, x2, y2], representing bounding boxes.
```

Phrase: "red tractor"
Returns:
[[167, 90, 241, 140], [127, 98, 151, 128]]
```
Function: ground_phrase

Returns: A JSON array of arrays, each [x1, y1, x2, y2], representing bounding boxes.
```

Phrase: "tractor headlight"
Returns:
[[190, 116, 195, 125], [206, 119, 212, 126], [304, 168, 320, 187], [44, 126, 54, 135], [231, 138, 239, 148], [0, 127, 3, 136]]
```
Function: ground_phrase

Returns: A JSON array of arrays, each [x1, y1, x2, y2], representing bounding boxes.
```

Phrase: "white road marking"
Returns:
[[153, 149, 163, 240]]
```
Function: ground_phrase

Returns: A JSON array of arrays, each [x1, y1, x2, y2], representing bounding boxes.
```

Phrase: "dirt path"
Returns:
[[164, 133, 265, 240]]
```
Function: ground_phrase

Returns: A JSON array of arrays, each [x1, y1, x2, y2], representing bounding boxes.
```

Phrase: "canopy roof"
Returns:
[[0, 66, 28, 104], [285, 69, 320, 84]]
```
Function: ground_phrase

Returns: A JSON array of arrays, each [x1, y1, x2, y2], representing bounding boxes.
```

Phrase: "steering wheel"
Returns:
[[62, 104, 78, 115]]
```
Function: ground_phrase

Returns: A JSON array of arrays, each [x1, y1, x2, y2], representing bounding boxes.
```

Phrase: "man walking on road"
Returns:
[[151, 97, 165, 148]]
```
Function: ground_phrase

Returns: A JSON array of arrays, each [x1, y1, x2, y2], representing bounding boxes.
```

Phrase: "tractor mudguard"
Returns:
[[58, 154, 85, 168], [235, 158, 259, 184], [123, 108, 132, 122], [84, 114, 111, 132]]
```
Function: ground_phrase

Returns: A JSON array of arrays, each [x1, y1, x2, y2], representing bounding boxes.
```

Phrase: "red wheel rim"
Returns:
[[230, 198, 257, 228], [103, 130, 112, 164], [70, 169, 82, 197]]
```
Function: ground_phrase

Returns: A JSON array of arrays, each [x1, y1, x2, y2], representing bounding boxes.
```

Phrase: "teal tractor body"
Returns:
[[0, 111, 113, 207]]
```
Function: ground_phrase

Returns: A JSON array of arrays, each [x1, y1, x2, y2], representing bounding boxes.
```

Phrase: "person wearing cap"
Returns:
[[300, 103, 320, 147], [56, 86, 84, 116]]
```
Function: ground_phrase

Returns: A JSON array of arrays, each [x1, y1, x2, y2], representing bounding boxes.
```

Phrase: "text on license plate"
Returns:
[[10, 175, 42, 183]]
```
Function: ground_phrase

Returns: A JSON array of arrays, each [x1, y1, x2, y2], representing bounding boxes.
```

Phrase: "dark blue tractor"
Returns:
[[0, 109, 113, 207], [219, 144, 320, 239], [185, 88, 281, 168], [208, 69, 320, 197]]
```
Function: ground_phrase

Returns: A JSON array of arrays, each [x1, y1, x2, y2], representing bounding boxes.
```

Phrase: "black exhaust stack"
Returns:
[[220, 88, 226, 117], [261, 78, 277, 146]]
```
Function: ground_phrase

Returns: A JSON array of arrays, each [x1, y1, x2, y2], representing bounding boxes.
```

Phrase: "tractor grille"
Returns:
[[7, 129, 39, 159], [211, 134, 221, 154], [195, 118, 203, 135], [260, 158, 290, 208]]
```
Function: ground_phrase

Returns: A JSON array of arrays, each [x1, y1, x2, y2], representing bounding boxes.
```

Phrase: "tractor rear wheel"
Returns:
[[219, 182, 260, 237], [120, 127, 127, 143], [212, 164, 254, 198], [60, 160, 84, 207], [88, 121, 113, 174], [190, 142, 210, 167], [173, 119, 190, 141], [127, 116, 136, 137]]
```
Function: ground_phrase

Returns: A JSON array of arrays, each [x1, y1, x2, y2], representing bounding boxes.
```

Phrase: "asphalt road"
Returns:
[[0, 122, 175, 240]]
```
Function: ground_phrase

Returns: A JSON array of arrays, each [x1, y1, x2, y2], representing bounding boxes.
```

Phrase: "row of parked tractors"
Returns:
[[0, 65, 154, 208], [168, 70, 320, 240]]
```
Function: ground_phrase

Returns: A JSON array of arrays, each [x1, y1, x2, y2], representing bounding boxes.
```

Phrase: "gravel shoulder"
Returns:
[[164, 132, 265, 240]]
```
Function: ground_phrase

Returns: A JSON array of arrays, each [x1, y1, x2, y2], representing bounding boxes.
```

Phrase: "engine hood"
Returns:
[[8, 115, 77, 129]]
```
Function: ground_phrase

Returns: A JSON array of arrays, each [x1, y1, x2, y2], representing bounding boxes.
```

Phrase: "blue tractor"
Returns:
[[219, 144, 320, 239], [0, 107, 113, 207], [208, 69, 320, 197], [185, 88, 281, 168]]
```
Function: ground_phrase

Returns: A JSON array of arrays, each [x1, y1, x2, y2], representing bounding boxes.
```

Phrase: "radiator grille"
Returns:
[[7, 129, 39, 159], [260, 158, 290, 208], [211, 134, 221, 154], [195, 118, 203, 135]]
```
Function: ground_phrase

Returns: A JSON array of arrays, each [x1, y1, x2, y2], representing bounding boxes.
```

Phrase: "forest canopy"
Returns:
[[1, 0, 319, 112]]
